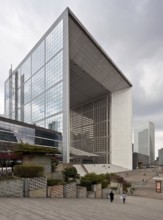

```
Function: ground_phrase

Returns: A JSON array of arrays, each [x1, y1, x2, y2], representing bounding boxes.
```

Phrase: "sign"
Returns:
[[156, 181, 161, 193]]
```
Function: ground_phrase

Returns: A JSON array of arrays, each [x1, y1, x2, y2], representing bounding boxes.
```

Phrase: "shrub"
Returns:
[[14, 143, 58, 155], [47, 179, 64, 186], [123, 180, 131, 192], [51, 157, 59, 172], [110, 186, 118, 191], [13, 165, 44, 178], [80, 177, 92, 191], [80, 173, 109, 190], [101, 179, 109, 189], [62, 167, 80, 181]]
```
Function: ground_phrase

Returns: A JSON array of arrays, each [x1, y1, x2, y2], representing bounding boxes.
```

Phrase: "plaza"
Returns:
[[0, 196, 163, 220]]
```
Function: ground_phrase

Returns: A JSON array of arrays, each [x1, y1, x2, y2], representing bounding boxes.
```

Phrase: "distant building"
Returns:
[[134, 121, 155, 164], [133, 152, 149, 169], [158, 148, 163, 166], [4, 8, 132, 169]]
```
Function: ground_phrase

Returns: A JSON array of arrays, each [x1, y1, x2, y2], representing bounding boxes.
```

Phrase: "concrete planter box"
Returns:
[[0, 178, 23, 197], [63, 182, 76, 198], [87, 191, 95, 199], [76, 186, 87, 198], [92, 183, 102, 199], [48, 185, 64, 198]]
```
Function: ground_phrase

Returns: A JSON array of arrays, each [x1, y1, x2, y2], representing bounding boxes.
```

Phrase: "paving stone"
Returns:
[[0, 197, 163, 220]]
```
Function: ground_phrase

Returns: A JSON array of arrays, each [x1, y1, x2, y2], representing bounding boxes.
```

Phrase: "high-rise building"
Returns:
[[158, 148, 163, 166], [134, 121, 155, 164], [4, 8, 132, 169]]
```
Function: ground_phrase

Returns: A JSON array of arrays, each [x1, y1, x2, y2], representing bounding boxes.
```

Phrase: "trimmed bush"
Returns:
[[80, 173, 109, 190], [101, 179, 109, 189], [14, 143, 59, 155], [110, 186, 118, 191], [80, 177, 92, 191], [80, 173, 132, 190], [47, 179, 64, 186], [62, 167, 80, 181], [13, 165, 44, 178], [123, 180, 131, 192]]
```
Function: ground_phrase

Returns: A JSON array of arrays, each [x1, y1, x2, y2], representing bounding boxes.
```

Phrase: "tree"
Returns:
[[62, 167, 79, 181]]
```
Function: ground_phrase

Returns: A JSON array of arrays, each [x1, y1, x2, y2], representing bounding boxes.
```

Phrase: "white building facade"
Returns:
[[4, 8, 132, 169]]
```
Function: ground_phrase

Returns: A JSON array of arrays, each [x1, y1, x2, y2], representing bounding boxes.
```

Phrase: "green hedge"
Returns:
[[80, 173, 131, 191], [80, 173, 109, 190], [47, 179, 64, 186], [14, 143, 59, 155], [62, 167, 80, 181], [13, 165, 44, 178]]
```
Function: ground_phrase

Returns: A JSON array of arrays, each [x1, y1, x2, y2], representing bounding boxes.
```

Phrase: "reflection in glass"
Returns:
[[21, 57, 31, 82], [45, 81, 63, 117], [24, 79, 31, 104], [46, 51, 63, 90], [32, 41, 44, 74], [46, 20, 63, 62], [32, 67, 44, 99], [32, 94, 44, 122], [24, 103, 31, 124], [45, 113, 63, 132], [0, 119, 60, 147]]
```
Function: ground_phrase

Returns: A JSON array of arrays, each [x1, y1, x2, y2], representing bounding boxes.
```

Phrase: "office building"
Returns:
[[134, 121, 155, 164], [4, 8, 132, 169], [158, 148, 163, 166], [0, 116, 61, 151], [133, 152, 149, 169]]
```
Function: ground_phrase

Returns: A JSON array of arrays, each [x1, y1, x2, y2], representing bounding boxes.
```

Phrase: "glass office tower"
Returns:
[[134, 121, 155, 164], [4, 8, 132, 169]]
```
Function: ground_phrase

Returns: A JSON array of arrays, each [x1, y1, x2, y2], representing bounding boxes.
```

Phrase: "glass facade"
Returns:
[[5, 20, 63, 134], [0, 117, 60, 148]]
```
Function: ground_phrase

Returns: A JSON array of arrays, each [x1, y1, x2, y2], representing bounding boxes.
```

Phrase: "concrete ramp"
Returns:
[[73, 164, 88, 177], [83, 164, 130, 174], [74, 164, 130, 176]]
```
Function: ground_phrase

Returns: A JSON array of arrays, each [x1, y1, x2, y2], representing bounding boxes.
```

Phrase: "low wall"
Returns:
[[29, 177, 47, 198], [92, 183, 102, 199], [48, 185, 64, 198], [76, 186, 87, 198], [0, 178, 114, 200], [0, 177, 47, 198], [87, 191, 95, 199], [0, 178, 23, 197]]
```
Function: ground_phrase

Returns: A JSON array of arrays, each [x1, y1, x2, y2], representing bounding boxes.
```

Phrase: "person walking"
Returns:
[[121, 192, 126, 204], [109, 191, 114, 203]]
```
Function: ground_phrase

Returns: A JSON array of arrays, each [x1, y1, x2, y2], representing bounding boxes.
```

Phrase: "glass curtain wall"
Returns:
[[0, 120, 59, 147], [5, 20, 64, 134]]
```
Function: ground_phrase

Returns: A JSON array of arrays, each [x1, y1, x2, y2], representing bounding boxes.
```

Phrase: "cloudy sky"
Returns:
[[0, 0, 162, 157]]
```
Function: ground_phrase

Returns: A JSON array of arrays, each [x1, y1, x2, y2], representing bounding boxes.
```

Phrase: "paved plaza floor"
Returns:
[[0, 196, 163, 220]]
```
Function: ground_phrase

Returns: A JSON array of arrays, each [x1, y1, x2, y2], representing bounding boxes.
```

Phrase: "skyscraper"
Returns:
[[4, 8, 132, 169], [134, 121, 155, 164]]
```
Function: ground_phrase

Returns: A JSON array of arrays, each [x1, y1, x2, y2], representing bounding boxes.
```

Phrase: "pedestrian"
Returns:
[[109, 191, 114, 203], [121, 192, 126, 204]]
